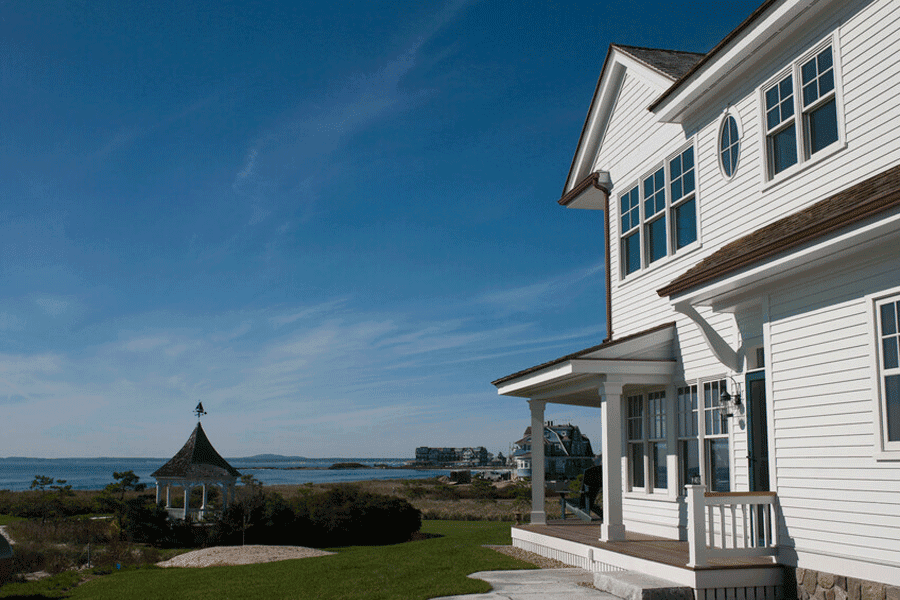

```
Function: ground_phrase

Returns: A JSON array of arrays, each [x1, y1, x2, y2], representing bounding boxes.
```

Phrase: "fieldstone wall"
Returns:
[[795, 569, 900, 600]]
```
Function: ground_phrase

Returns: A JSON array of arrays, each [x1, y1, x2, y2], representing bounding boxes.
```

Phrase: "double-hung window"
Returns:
[[648, 391, 667, 490], [627, 395, 645, 489], [703, 380, 730, 492], [876, 295, 900, 450], [764, 43, 841, 179], [627, 391, 668, 492], [619, 145, 697, 277], [677, 384, 700, 490]]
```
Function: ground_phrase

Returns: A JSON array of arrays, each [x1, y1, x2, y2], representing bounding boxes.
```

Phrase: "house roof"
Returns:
[[658, 163, 900, 298], [151, 422, 241, 480], [612, 45, 705, 81], [491, 321, 676, 387], [648, 0, 779, 112]]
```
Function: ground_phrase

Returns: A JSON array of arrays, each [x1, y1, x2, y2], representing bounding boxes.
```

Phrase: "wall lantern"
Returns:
[[720, 377, 742, 417]]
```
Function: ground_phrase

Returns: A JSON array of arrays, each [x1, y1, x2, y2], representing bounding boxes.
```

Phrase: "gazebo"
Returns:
[[151, 420, 240, 521]]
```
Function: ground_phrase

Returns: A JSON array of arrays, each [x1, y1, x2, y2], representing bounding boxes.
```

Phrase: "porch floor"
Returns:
[[518, 520, 778, 571]]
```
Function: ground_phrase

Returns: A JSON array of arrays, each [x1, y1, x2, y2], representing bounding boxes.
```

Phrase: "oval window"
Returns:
[[719, 114, 740, 178]]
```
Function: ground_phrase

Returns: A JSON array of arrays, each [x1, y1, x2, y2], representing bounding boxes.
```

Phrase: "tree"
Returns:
[[29, 475, 73, 524], [102, 471, 148, 538]]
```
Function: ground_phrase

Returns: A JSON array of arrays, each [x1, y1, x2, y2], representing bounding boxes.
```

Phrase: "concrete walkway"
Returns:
[[432, 568, 620, 599]]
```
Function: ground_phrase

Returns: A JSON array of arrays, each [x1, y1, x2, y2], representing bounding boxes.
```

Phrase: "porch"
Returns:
[[512, 518, 786, 599]]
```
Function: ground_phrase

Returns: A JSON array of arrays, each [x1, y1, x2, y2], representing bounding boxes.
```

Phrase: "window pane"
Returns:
[[674, 198, 697, 250], [884, 337, 899, 370], [708, 438, 730, 492], [647, 216, 667, 263], [621, 187, 640, 232], [807, 98, 838, 155], [653, 442, 667, 489], [883, 302, 898, 335], [887, 375, 900, 442], [644, 168, 665, 216], [770, 124, 798, 175], [623, 232, 640, 275], [631, 443, 644, 488], [680, 439, 700, 489]]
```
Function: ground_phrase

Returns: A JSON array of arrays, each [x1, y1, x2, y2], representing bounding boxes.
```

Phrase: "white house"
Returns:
[[493, 0, 900, 598], [511, 421, 596, 480]]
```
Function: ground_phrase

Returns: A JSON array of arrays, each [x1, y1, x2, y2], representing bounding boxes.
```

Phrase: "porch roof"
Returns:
[[493, 322, 677, 402], [658, 163, 900, 302]]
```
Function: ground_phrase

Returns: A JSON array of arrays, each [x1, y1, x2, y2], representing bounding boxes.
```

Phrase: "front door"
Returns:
[[746, 370, 769, 492]]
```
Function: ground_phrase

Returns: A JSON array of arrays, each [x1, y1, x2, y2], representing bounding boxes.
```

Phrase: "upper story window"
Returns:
[[719, 114, 740, 178], [763, 43, 841, 180], [619, 145, 698, 278]]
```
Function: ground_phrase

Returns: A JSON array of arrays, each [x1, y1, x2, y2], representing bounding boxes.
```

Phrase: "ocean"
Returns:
[[0, 457, 456, 491]]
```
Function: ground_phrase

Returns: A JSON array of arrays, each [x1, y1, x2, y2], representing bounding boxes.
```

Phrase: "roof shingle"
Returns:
[[152, 422, 241, 479], [613, 44, 705, 80]]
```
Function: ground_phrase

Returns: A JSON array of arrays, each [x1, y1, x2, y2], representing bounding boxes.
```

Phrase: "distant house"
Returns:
[[493, 0, 900, 597], [414, 446, 491, 466], [511, 421, 595, 480]]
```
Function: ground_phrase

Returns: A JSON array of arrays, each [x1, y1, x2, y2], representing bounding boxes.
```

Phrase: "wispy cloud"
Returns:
[[476, 262, 605, 314], [35, 297, 69, 317]]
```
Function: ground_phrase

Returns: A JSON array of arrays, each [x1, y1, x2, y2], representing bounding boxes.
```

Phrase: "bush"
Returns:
[[294, 485, 421, 547]]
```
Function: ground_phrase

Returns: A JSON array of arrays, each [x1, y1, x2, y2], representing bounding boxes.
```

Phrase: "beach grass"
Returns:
[[0, 520, 535, 599]]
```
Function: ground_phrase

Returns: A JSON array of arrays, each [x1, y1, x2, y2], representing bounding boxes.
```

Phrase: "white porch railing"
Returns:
[[685, 485, 778, 567]]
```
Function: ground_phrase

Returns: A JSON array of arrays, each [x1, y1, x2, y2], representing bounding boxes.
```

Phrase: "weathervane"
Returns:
[[195, 402, 207, 420]]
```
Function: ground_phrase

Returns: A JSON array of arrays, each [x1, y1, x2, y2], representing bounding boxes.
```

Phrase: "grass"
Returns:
[[0, 516, 24, 526], [0, 520, 536, 599]]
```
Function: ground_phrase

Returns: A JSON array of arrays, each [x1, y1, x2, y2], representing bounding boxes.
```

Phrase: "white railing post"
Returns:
[[686, 484, 707, 567]]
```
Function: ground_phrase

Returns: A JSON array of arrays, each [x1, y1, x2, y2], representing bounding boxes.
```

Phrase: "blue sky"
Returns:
[[1, 0, 761, 458]]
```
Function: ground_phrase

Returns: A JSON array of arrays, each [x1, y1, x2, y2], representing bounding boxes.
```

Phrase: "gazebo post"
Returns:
[[201, 484, 208, 519], [183, 485, 190, 520]]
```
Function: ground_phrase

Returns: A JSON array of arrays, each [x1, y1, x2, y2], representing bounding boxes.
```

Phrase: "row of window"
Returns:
[[626, 380, 731, 494], [619, 41, 842, 279]]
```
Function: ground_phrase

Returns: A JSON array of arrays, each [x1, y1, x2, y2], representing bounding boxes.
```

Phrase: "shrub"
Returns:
[[294, 485, 421, 547]]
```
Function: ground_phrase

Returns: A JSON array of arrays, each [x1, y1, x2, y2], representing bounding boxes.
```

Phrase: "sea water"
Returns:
[[0, 457, 453, 491]]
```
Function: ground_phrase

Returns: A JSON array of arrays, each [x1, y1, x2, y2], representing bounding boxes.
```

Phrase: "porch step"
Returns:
[[593, 570, 692, 600]]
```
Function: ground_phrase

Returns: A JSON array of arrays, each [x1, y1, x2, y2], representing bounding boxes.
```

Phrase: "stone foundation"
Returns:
[[794, 569, 900, 600]]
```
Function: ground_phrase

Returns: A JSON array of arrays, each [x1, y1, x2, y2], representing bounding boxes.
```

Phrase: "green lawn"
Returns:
[[0, 520, 536, 599]]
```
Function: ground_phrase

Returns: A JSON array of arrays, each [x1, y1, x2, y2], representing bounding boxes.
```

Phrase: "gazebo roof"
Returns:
[[152, 422, 240, 480]]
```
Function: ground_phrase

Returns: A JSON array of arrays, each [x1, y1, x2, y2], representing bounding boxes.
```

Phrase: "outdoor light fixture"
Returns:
[[720, 377, 742, 417]]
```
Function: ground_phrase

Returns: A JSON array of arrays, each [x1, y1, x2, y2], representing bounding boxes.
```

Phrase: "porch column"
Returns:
[[599, 380, 626, 541], [155, 481, 160, 505], [165, 484, 171, 508], [529, 399, 546, 525]]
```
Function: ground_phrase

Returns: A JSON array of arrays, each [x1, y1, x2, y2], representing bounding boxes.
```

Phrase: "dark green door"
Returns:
[[746, 371, 769, 492]]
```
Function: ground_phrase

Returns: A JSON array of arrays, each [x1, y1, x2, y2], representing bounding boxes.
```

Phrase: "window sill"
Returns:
[[760, 140, 847, 193], [616, 240, 703, 288], [624, 491, 678, 501], [873, 450, 900, 462]]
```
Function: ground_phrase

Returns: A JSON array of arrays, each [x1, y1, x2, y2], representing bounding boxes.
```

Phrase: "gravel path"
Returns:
[[156, 545, 335, 568]]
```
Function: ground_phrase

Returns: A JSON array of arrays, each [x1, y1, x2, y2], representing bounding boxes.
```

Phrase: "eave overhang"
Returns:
[[659, 163, 900, 310], [665, 207, 900, 312], [650, 0, 843, 124], [559, 171, 610, 210], [493, 323, 677, 402]]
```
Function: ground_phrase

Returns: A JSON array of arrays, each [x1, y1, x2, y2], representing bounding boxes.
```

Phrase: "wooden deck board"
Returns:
[[518, 520, 779, 571]]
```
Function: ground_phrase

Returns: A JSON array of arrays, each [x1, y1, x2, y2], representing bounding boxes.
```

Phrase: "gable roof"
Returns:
[[612, 45, 705, 81], [648, 0, 779, 112], [151, 422, 241, 479], [658, 163, 900, 298]]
